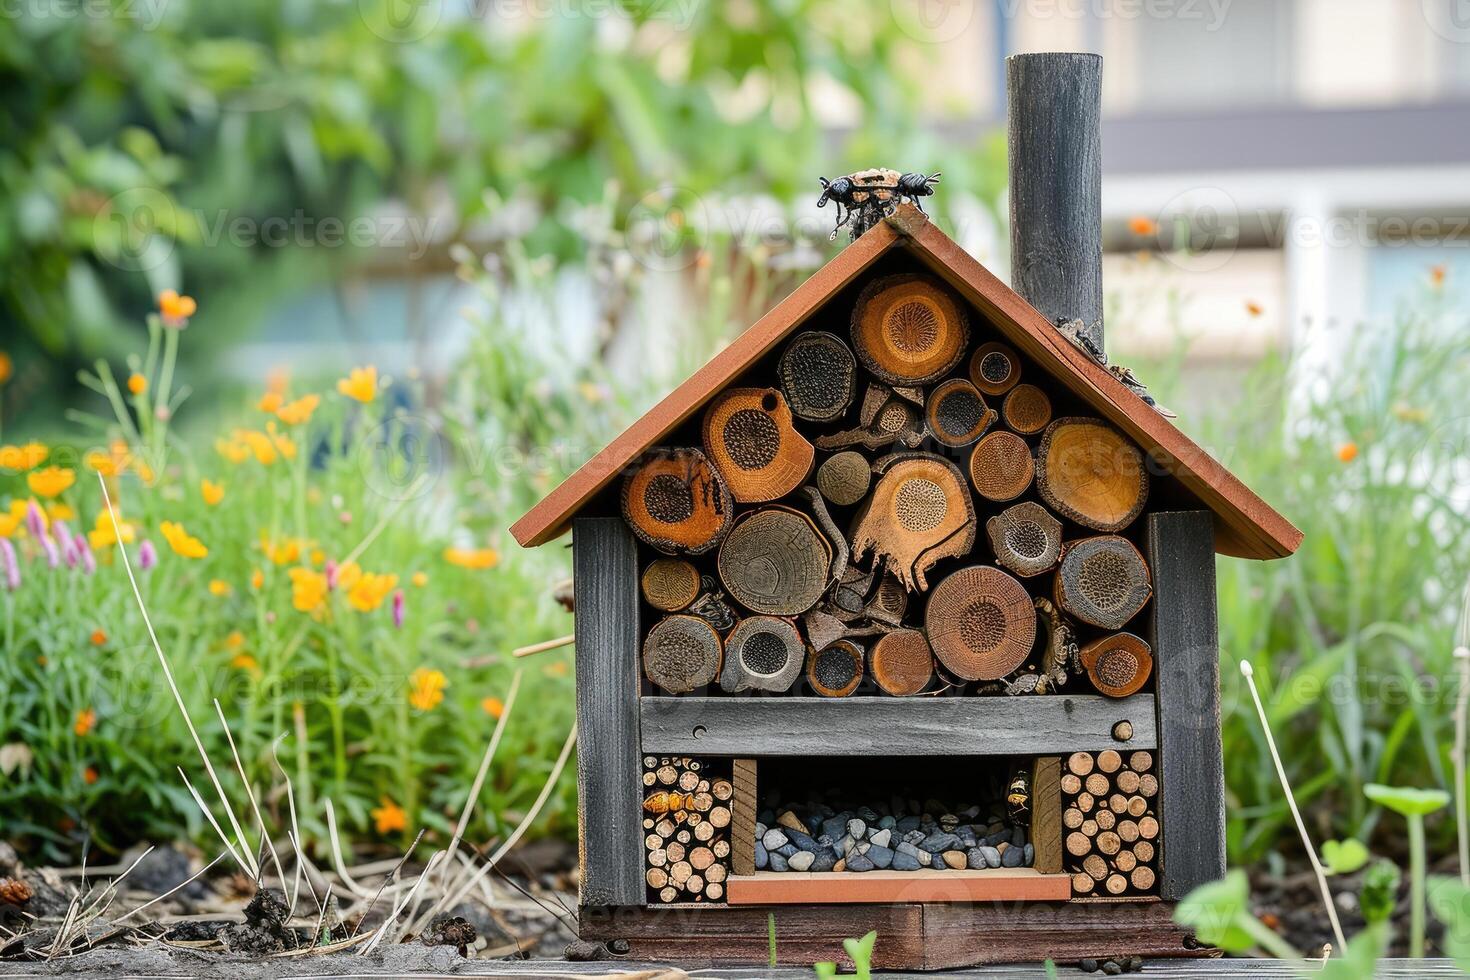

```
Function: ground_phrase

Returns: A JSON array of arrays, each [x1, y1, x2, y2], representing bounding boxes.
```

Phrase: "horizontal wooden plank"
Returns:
[[726, 869, 1071, 905], [640, 695, 1156, 756]]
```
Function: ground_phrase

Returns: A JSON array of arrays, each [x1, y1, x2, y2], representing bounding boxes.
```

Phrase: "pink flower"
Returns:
[[138, 539, 158, 571], [0, 539, 18, 591], [24, 500, 45, 538], [74, 534, 95, 575], [392, 589, 405, 629], [54, 520, 77, 568], [40, 533, 59, 569], [324, 559, 338, 590]]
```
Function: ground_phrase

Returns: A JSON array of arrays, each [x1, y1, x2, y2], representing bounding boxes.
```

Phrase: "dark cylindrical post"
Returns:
[[1007, 52, 1104, 353]]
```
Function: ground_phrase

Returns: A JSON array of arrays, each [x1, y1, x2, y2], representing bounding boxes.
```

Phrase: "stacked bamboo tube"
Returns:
[[642, 755, 733, 904], [1061, 750, 1159, 897]]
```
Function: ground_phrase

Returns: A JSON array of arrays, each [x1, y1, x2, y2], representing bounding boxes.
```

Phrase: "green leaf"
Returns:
[[1429, 876, 1470, 971], [812, 963, 837, 980], [1364, 783, 1451, 817], [1322, 839, 1370, 875], [1173, 871, 1257, 953], [1360, 860, 1402, 925], [842, 931, 877, 980], [1316, 923, 1388, 980]]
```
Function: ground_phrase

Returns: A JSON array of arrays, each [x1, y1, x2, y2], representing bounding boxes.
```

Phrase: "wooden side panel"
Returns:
[[641, 694, 1155, 756], [573, 517, 644, 907], [1030, 755, 1063, 874], [730, 758, 758, 877], [1146, 510, 1226, 901]]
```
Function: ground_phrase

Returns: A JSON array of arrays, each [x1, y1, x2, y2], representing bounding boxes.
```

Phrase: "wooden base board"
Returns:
[[726, 869, 1071, 905], [579, 900, 1209, 971]]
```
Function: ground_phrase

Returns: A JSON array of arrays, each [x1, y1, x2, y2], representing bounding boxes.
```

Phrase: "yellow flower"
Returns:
[[0, 351, 10, 385], [411, 571, 428, 588], [27, 466, 74, 498], [224, 630, 246, 649], [74, 708, 96, 737], [372, 796, 407, 834], [544, 660, 570, 678], [333, 560, 363, 591], [201, 479, 225, 506], [127, 373, 147, 395], [260, 535, 302, 565], [251, 567, 264, 590], [289, 567, 328, 613], [267, 422, 297, 460], [239, 429, 278, 465], [84, 449, 121, 476], [0, 510, 19, 538], [1, 444, 47, 472], [231, 653, 260, 676], [46, 502, 75, 521], [443, 546, 499, 570], [257, 390, 284, 414], [408, 667, 447, 711], [336, 365, 377, 403], [88, 508, 135, 550], [1127, 215, 1158, 237], [160, 520, 208, 559], [158, 289, 197, 326], [348, 572, 398, 612], [481, 696, 504, 719], [208, 579, 232, 597], [276, 394, 320, 425], [216, 437, 250, 464]]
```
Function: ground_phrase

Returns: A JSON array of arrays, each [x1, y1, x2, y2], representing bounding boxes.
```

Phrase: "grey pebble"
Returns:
[[877, 815, 897, 830], [754, 841, 768, 870], [866, 845, 894, 869], [769, 851, 789, 873], [846, 818, 867, 840], [1023, 843, 1034, 865], [892, 851, 921, 872], [809, 850, 837, 872], [922, 832, 961, 853], [788, 850, 815, 872], [979, 845, 1002, 868], [762, 828, 788, 850], [1001, 844, 1024, 868], [776, 843, 797, 858], [868, 828, 892, 848], [846, 852, 875, 872]]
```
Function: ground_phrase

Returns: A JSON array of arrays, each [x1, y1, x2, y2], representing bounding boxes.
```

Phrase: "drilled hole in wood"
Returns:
[[722, 409, 781, 470], [740, 631, 789, 675], [894, 477, 948, 532], [643, 474, 695, 524]]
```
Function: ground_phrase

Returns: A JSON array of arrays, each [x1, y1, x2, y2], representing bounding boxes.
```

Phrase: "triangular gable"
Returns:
[[510, 207, 1301, 560]]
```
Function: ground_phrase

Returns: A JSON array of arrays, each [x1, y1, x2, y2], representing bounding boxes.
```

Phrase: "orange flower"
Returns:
[[224, 630, 246, 649], [1245, 301, 1264, 318], [408, 667, 447, 711], [231, 653, 260, 677], [481, 696, 505, 719], [127, 373, 147, 395], [216, 437, 250, 464], [0, 351, 11, 385], [74, 708, 96, 737], [90, 629, 107, 646], [160, 520, 208, 559], [158, 289, 197, 327], [251, 567, 264, 590], [0, 442, 48, 470], [411, 571, 428, 588], [201, 479, 225, 506], [83, 766, 99, 785], [1431, 264, 1447, 289], [544, 660, 570, 678], [276, 394, 320, 425], [289, 567, 328, 613], [336, 365, 377, 403], [208, 579, 232, 597], [27, 466, 74, 498], [443, 546, 499, 570], [1127, 215, 1158, 237], [372, 796, 407, 834], [347, 572, 398, 612], [1337, 442, 1359, 463]]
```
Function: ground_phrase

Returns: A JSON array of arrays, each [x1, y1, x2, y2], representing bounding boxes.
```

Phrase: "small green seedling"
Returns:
[[1174, 870, 1301, 960], [1364, 783, 1450, 958], [1321, 839, 1370, 875], [769, 912, 778, 968], [812, 930, 878, 980], [1360, 860, 1401, 925], [1428, 876, 1470, 973]]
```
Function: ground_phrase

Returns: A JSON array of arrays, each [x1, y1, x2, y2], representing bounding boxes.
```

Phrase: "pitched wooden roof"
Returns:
[[511, 207, 1302, 560]]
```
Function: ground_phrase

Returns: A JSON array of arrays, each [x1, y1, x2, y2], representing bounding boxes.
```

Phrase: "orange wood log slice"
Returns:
[[1066, 832, 1091, 857], [642, 615, 723, 694], [925, 565, 1036, 681], [1084, 773, 1109, 796], [1105, 873, 1128, 895], [1116, 770, 1140, 794], [719, 616, 805, 693], [1131, 866, 1156, 892], [816, 385, 924, 452], [1002, 383, 1052, 435], [1035, 418, 1149, 532], [985, 501, 1062, 578], [1130, 751, 1154, 772], [621, 447, 733, 555], [925, 379, 997, 448], [1133, 840, 1155, 863], [641, 559, 702, 612], [816, 451, 872, 506], [969, 341, 1023, 396], [1055, 536, 1153, 630], [869, 628, 935, 696], [1072, 873, 1095, 894], [1060, 774, 1083, 795], [718, 507, 832, 616], [1117, 820, 1140, 843], [1063, 808, 1085, 830], [968, 430, 1036, 503], [807, 639, 865, 697], [1138, 816, 1160, 840], [851, 452, 976, 593], [1095, 831, 1122, 856], [1138, 773, 1159, 798], [703, 388, 814, 503], [1115, 849, 1137, 873], [850, 273, 970, 385], [1075, 792, 1094, 813], [1079, 632, 1154, 698], [1128, 797, 1148, 818], [1082, 854, 1108, 881], [779, 330, 856, 422], [1067, 752, 1095, 777]]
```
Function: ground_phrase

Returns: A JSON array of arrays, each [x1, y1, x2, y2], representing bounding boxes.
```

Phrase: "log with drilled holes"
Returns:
[[850, 274, 970, 385], [851, 452, 976, 593], [1002, 382, 1052, 435], [641, 558, 702, 612], [718, 507, 832, 617], [643, 615, 723, 694], [925, 565, 1037, 681], [985, 501, 1063, 578], [703, 388, 814, 503], [969, 429, 1036, 503], [869, 628, 935, 696], [779, 330, 857, 422], [1059, 749, 1161, 899], [1055, 535, 1153, 630], [621, 448, 734, 555], [925, 378, 997, 448]]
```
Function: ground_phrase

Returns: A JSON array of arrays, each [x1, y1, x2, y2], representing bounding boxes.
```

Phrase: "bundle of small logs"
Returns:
[[642, 755, 734, 904], [624, 272, 1155, 699], [1061, 750, 1160, 897]]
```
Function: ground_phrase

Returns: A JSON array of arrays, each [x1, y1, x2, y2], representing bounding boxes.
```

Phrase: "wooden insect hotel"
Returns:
[[512, 53, 1301, 969]]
